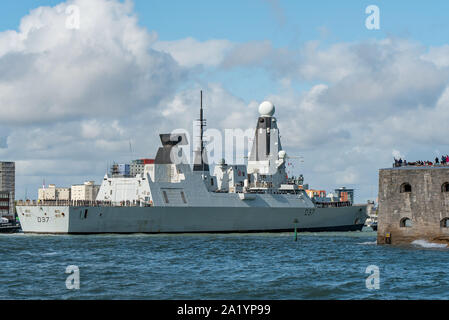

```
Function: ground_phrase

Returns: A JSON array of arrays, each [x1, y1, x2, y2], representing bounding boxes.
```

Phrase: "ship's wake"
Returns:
[[411, 239, 448, 249], [357, 240, 377, 245]]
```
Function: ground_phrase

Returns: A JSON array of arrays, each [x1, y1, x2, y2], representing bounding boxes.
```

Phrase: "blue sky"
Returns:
[[1, 0, 449, 202], [141, 0, 449, 46], [2, 0, 448, 46]]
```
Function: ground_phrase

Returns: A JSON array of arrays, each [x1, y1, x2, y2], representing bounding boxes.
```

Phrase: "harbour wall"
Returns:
[[378, 166, 449, 244]]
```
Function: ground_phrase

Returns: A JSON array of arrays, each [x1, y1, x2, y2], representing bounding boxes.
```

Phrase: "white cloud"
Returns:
[[0, 0, 185, 125], [221, 40, 274, 69], [421, 44, 449, 68], [0, 0, 191, 198], [154, 37, 233, 68]]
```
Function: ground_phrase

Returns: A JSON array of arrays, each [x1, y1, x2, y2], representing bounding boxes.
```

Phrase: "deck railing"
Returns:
[[16, 200, 153, 207], [314, 201, 352, 208]]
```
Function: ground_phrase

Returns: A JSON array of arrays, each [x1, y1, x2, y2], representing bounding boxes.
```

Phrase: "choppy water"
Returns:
[[1, 230, 448, 300]]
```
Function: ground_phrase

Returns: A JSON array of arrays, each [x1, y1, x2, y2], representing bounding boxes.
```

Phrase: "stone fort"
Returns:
[[378, 166, 449, 244]]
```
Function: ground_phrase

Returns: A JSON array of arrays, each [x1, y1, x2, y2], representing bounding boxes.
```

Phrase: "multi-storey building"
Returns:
[[0, 162, 15, 219], [38, 184, 71, 201], [71, 181, 100, 201]]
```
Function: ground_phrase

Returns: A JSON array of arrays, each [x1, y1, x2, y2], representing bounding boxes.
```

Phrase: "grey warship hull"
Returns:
[[17, 204, 366, 234]]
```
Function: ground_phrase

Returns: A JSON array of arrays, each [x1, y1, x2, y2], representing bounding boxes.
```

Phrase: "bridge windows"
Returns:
[[400, 217, 412, 228], [400, 183, 412, 193]]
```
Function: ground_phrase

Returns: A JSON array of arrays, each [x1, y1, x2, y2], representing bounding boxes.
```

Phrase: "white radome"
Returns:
[[259, 101, 275, 116]]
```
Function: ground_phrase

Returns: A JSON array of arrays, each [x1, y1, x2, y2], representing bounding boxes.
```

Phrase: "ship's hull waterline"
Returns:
[[16, 205, 366, 234]]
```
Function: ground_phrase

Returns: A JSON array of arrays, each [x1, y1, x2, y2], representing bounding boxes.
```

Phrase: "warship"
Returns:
[[17, 95, 367, 234]]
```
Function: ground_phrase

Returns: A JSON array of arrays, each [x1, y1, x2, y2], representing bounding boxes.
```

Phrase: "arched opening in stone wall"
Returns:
[[400, 183, 412, 193], [441, 218, 449, 228], [400, 217, 412, 228], [442, 182, 449, 193]]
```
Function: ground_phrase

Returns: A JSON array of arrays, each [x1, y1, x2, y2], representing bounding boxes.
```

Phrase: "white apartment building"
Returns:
[[71, 181, 100, 201]]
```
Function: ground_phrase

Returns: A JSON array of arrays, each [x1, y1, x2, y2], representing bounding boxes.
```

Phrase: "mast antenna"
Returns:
[[193, 90, 209, 172], [200, 90, 205, 171]]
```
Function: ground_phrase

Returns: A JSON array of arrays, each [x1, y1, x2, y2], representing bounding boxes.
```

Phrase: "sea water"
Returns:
[[1, 230, 448, 300]]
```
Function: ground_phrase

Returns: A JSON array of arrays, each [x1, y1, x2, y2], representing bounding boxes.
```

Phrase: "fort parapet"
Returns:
[[378, 166, 449, 244]]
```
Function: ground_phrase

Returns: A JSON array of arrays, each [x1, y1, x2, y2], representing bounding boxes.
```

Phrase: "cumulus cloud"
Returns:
[[220, 40, 274, 69], [0, 0, 186, 125], [0, 0, 191, 198], [421, 44, 449, 68], [154, 37, 232, 68]]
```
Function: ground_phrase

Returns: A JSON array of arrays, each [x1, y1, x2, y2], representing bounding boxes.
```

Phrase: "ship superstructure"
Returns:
[[17, 95, 367, 234]]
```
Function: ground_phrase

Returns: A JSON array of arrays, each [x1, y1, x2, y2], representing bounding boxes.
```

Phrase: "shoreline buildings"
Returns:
[[38, 181, 100, 202], [0, 162, 15, 220]]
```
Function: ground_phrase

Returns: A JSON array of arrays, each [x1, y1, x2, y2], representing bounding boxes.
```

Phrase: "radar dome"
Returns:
[[258, 101, 275, 117]]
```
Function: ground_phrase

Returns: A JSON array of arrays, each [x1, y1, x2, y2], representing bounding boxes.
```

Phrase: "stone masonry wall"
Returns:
[[377, 167, 449, 244]]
